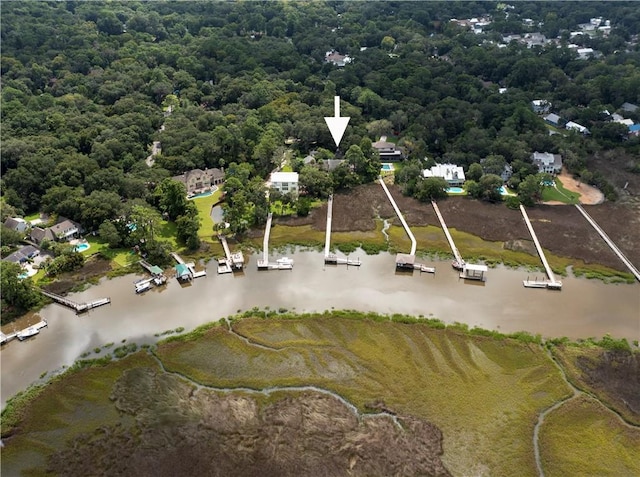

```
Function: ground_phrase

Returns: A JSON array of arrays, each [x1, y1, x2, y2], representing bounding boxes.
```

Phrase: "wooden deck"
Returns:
[[519, 205, 562, 290], [39, 290, 111, 314]]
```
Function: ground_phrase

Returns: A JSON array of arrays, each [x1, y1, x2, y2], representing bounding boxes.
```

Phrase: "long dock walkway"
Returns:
[[219, 235, 244, 270], [519, 205, 562, 289], [323, 194, 361, 266], [39, 290, 111, 313], [379, 178, 416, 256], [324, 195, 333, 259], [431, 201, 463, 266], [575, 204, 640, 282]]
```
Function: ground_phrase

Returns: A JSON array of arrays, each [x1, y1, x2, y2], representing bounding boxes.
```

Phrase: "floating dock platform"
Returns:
[[2, 320, 49, 345], [379, 178, 434, 274], [257, 213, 294, 271], [39, 290, 111, 314], [219, 235, 244, 272], [519, 205, 562, 290], [171, 252, 206, 281], [431, 200, 486, 281]]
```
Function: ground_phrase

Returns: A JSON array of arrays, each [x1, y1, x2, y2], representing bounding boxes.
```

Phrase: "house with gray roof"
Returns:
[[531, 152, 562, 174], [621, 102, 638, 113], [30, 217, 82, 245], [3, 245, 40, 264], [172, 168, 224, 195], [3, 217, 29, 233]]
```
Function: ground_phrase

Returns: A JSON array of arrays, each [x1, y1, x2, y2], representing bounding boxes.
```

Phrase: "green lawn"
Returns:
[[541, 182, 580, 204], [192, 189, 223, 243]]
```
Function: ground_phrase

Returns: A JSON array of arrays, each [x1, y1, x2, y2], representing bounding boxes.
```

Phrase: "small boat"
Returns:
[[153, 275, 167, 286], [135, 282, 151, 294], [277, 257, 294, 266], [451, 260, 465, 271], [17, 326, 40, 341]]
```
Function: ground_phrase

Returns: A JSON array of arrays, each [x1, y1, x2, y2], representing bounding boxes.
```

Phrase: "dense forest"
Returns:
[[1, 2, 639, 260]]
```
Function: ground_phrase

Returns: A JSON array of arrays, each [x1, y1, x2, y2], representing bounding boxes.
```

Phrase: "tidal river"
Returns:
[[2, 250, 639, 407]]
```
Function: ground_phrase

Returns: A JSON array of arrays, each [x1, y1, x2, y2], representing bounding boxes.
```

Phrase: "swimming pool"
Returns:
[[75, 242, 90, 252], [188, 190, 214, 199], [499, 186, 508, 195], [380, 163, 394, 171], [446, 187, 465, 194]]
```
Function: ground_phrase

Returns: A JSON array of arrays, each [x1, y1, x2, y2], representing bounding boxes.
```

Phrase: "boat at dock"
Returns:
[[16, 320, 48, 341]]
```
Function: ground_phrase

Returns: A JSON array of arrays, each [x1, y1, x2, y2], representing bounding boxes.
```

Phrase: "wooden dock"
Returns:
[[219, 235, 244, 271], [380, 178, 416, 256], [256, 213, 293, 270], [519, 205, 562, 289], [431, 200, 487, 280], [39, 290, 111, 313], [323, 194, 361, 267], [575, 204, 640, 282], [380, 178, 435, 274], [171, 252, 206, 280]]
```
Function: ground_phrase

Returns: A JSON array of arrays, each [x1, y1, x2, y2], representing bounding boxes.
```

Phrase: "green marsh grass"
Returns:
[[156, 314, 571, 476], [539, 395, 640, 476]]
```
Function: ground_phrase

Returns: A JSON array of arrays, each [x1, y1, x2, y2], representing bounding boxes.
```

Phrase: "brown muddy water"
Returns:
[[1, 250, 638, 407]]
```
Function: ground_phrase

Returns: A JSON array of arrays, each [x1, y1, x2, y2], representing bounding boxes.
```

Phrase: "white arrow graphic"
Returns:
[[324, 95, 350, 148]]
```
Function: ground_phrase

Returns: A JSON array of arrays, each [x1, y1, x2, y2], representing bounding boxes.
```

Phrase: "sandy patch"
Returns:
[[557, 168, 604, 205]]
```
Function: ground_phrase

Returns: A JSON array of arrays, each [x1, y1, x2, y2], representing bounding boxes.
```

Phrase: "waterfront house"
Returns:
[[3, 217, 29, 234], [531, 152, 562, 174], [30, 217, 82, 244], [422, 163, 466, 186], [270, 171, 299, 196], [2, 245, 40, 264], [172, 168, 224, 196], [372, 137, 403, 161]]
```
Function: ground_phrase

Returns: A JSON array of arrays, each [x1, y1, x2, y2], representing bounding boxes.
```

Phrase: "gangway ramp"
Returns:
[[323, 194, 361, 266], [519, 205, 562, 289], [575, 204, 640, 282]]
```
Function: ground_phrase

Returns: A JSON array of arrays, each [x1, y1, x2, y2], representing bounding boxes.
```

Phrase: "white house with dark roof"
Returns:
[[172, 168, 224, 195], [422, 163, 466, 186], [531, 152, 562, 174], [3, 217, 28, 233], [270, 171, 299, 196]]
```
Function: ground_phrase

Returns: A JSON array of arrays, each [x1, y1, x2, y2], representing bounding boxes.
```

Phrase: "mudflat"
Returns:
[[277, 183, 640, 272]]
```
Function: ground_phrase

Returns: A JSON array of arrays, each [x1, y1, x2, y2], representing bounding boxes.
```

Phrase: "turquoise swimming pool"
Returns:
[[446, 187, 465, 194], [381, 163, 394, 171], [188, 190, 214, 199], [75, 242, 90, 252]]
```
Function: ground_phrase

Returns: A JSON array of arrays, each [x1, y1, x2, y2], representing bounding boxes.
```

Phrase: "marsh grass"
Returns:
[[156, 313, 570, 476], [539, 395, 640, 476], [1, 352, 158, 474]]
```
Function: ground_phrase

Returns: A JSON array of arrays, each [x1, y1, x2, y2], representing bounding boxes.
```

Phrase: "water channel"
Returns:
[[2, 249, 638, 407]]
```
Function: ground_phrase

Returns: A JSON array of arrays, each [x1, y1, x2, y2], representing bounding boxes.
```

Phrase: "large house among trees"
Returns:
[[372, 137, 403, 161], [172, 168, 224, 195], [30, 218, 82, 245], [422, 163, 466, 186], [531, 152, 563, 174], [270, 171, 299, 196]]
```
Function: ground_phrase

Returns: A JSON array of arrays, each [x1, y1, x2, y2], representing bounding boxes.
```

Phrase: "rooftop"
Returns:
[[270, 171, 299, 183]]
